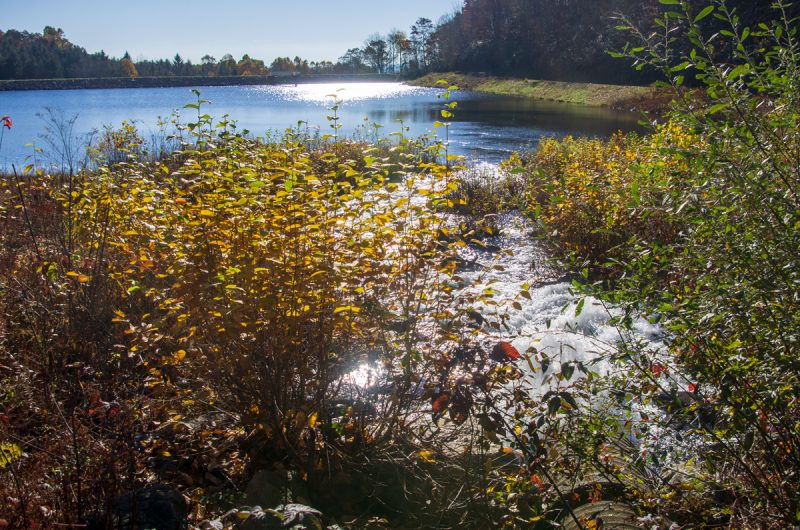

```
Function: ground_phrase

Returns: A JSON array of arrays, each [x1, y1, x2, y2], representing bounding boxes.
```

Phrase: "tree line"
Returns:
[[3, 2, 797, 84], [0, 17, 439, 81]]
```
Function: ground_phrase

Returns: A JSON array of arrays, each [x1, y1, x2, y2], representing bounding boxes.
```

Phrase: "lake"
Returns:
[[0, 82, 646, 169]]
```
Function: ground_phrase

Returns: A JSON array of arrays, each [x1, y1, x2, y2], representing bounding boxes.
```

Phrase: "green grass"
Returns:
[[410, 72, 665, 110]]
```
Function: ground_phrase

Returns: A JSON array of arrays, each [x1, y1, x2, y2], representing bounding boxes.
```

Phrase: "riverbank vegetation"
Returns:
[[410, 73, 663, 111], [2, 1, 800, 529], [0, 94, 518, 528], [506, 1, 800, 526]]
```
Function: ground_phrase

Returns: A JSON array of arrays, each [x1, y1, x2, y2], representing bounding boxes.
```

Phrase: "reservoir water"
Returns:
[[0, 82, 646, 168]]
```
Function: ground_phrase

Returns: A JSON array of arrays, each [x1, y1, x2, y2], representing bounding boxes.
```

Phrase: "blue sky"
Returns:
[[1, 0, 459, 63]]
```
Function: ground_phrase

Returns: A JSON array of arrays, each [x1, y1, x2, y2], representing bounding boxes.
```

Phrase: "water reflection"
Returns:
[[0, 82, 648, 166], [255, 82, 428, 103]]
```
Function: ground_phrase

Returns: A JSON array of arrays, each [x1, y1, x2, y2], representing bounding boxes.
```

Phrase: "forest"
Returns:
[[429, 0, 800, 83], [2, 1, 799, 85]]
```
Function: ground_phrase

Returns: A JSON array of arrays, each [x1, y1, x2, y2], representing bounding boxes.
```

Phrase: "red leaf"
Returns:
[[431, 393, 450, 413], [688, 382, 698, 393], [491, 341, 521, 362], [651, 362, 666, 376], [1, 116, 11, 129]]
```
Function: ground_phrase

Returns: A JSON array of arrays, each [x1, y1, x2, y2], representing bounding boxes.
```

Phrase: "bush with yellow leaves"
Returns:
[[513, 122, 700, 270]]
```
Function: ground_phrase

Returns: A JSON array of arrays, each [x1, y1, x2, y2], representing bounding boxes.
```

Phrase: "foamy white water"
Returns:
[[451, 164, 668, 391]]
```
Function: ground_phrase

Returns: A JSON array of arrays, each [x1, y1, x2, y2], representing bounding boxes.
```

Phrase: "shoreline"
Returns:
[[408, 72, 677, 114], [0, 73, 396, 92]]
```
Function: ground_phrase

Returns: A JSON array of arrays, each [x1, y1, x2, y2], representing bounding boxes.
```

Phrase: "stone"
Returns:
[[245, 470, 286, 509], [87, 484, 187, 530]]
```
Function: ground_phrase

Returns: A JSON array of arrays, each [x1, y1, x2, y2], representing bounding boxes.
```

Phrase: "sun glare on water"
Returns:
[[265, 82, 427, 103]]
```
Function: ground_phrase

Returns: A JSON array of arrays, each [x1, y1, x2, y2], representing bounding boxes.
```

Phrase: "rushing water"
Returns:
[[0, 82, 646, 168]]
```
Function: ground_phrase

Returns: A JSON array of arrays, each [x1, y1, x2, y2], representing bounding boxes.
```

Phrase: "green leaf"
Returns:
[[670, 61, 691, 72], [559, 392, 579, 410], [694, 6, 714, 22], [575, 298, 585, 317], [561, 362, 575, 380], [548, 395, 561, 415]]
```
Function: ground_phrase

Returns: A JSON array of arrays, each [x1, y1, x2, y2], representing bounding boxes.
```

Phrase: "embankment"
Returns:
[[410, 72, 676, 113], [0, 74, 395, 92]]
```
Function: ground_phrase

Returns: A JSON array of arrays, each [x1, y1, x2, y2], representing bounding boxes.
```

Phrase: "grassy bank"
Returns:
[[410, 72, 674, 112]]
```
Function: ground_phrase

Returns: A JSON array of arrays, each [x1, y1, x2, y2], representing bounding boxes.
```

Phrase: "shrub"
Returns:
[[511, 127, 695, 272], [0, 109, 496, 526], [507, 1, 800, 527]]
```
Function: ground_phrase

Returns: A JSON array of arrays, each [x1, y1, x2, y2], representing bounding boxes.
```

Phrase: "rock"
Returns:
[[245, 470, 286, 509], [87, 484, 187, 530]]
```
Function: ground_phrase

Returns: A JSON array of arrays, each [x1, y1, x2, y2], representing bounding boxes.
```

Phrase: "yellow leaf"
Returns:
[[417, 450, 436, 463], [0, 442, 22, 469], [333, 306, 361, 314], [199, 209, 214, 217]]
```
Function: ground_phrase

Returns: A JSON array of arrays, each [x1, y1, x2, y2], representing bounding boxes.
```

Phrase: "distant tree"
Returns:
[[310, 60, 335, 73], [338, 48, 365, 73], [362, 35, 388, 74], [410, 18, 435, 72], [201, 54, 217, 76], [121, 51, 138, 78], [171, 53, 184, 75], [237, 54, 268, 75], [270, 56, 294, 72], [292, 56, 310, 74], [387, 29, 408, 74], [42, 26, 66, 48], [218, 54, 237, 76]]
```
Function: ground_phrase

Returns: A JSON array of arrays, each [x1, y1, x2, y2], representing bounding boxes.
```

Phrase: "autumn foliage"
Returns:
[[0, 107, 509, 527]]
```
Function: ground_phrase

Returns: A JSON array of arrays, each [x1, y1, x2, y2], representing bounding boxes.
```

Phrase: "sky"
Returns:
[[1, 0, 459, 63]]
